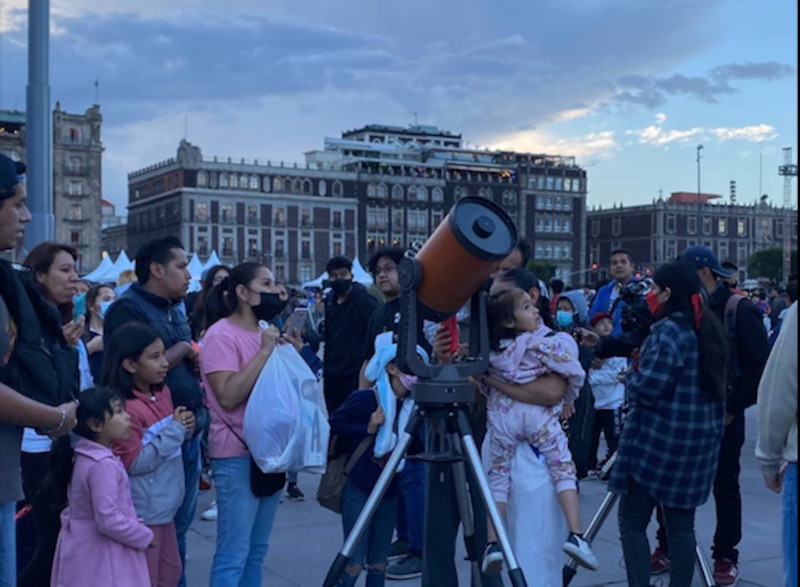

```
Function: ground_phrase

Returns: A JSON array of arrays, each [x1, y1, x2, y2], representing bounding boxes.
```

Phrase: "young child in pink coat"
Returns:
[[50, 387, 153, 587]]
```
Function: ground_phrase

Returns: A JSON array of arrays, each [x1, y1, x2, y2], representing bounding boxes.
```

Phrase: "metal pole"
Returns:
[[25, 0, 54, 247], [696, 145, 703, 196]]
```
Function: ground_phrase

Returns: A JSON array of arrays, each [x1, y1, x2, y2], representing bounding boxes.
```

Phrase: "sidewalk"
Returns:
[[185, 407, 783, 586]]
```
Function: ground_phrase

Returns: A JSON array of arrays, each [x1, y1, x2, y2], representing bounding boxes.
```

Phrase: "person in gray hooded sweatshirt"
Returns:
[[554, 290, 594, 478]]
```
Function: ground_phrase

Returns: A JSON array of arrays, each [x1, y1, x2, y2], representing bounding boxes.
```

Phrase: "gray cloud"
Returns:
[[608, 60, 793, 109]]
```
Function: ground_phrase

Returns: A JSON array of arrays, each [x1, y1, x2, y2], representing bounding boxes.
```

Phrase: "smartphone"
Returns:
[[282, 308, 308, 336]]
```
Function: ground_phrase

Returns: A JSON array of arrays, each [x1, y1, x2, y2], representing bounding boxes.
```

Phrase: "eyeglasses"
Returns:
[[374, 265, 398, 276]]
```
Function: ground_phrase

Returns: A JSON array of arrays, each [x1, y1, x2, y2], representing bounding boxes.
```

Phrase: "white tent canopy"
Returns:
[[301, 257, 373, 290], [187, 254, 205, 280], [202, 250, 222, 273], [110, 250, 134, 281], [81, 255, 114, 282]]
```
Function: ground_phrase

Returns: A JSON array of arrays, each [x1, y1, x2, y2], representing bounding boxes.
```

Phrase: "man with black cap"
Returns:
[[647, 245, 769, 585], [0, 154, 78, 583]]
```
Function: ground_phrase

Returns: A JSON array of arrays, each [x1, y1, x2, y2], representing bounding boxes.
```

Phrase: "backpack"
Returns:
[[722, 293, 758, 409]]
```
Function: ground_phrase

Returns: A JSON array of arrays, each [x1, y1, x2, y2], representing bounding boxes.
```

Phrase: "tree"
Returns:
[[527, 261, 557, 284], [747, 247, 798, 284]]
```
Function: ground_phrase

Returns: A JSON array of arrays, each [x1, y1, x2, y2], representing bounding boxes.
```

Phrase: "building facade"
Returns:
[[0, 104, 103, 270], [585, 191, 799, 283], [127, 125, 588, 285]]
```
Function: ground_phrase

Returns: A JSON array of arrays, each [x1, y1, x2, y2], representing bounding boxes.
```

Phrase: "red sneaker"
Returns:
[[713, 558, 739, 586], [650, 547, 671, 575]]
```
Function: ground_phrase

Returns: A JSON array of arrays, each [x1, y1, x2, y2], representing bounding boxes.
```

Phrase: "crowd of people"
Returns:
[[0, 151, 796, 587]]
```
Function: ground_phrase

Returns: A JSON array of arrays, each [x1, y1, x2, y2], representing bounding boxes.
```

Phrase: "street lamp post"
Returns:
[[696, 145, 704, 195]]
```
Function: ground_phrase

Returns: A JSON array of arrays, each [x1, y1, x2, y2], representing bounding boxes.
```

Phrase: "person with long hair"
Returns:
[[101, 323, 193, 586], [198, 262, 287, 586], [83, 283, 117, 383], [610, 260, 727, 586], [189, 264, 230, 340], [17, 242, 83, 585], [49, 387, 153, 586]]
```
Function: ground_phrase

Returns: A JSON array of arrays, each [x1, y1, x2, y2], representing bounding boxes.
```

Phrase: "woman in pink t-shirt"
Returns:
[[198, 262, 286, 587]]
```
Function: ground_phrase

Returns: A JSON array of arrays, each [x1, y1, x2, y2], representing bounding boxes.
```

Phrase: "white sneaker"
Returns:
[[481, 542, 504, 575], [562, 533, 599, 570], [201, 501, 218, 521]]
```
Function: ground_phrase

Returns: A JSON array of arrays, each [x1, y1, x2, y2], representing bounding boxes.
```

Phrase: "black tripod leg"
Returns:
[[563, 491, 618, 586], [450, 435, 482, 587], [455, 411, 528, 587], [322, 410, 422, 587]]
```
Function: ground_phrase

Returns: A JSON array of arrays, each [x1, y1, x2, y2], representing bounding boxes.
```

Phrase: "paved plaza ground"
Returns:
[[185, 408, 784, 586]]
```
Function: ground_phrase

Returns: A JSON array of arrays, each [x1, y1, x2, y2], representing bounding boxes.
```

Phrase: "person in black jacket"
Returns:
[[323, 256, 379, 414], [648, 245, 769, 585]]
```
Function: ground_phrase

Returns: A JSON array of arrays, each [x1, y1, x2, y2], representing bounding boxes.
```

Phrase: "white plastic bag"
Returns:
[[243, 344, 329, 474]]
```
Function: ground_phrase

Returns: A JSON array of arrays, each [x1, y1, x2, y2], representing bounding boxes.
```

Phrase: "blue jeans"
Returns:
[[340, 481, 397, 587], [396, 460, 425, 554], [176, 432, 202, 587], [784, 463, 797, 587], [210, 456, 281, 587], [0, 502, 15, 587]]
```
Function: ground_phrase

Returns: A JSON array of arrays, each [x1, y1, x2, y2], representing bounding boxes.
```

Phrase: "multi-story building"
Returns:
[[306, 124, 588, 283], [585, 191, 798, 283], [101, 199, 128, 259], [127, 125, 588, 285], [127, 140, 360, 284], [0, 103, 103, 270]]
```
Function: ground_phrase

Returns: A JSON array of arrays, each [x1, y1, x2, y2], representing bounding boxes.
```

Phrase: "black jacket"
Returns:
[[323, 283, 379, 379], [708, 284, 769, 416]]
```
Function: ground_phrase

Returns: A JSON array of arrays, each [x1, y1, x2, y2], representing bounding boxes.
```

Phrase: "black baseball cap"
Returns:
[[0, 153, 25, 200]]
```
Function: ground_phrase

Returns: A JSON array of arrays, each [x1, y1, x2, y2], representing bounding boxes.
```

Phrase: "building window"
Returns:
[[247, 205, 258, 224], [273, 177, 282, 192], [318, 180, 327, 196], [197, 172, 208, 187], [292, 179, 302, 193], [453, 186, 467, 201], [718, 241, 729, 262], [275, 238, 285, 258], [502, 190, 517, 206], [274, 264, 286, 282], [612, 217, 621, 236], [591, 219, 599, 238], [408, 186, 417, 201], [299, 265, 313, 283], [221, 203, 233, 223], [220, 174, 229, 188], [666, 240, 677, 260], [249, 176, 259, 190], [69, 204, 82, 220], [545, 176, 555, 191], [554, 177, 563, 191], [416, 186, 428, 202], [274, 208, 286, 227], [377, 184, 388, 199], [432, 210, 444, 226], [702, 217, 712, 235], [666, 214, 676, 234], [554, 218, 561, 233], [230, 174, 239, 189], [333, 210, 343, 229], [737, 219, 746, 236], [432, 187, 444, 202], [300, 209, 312, 228], [68, 128, 81, 143], [572, 178, 582, 192], [392, 185, 404, 200], [392, 210, 404, 231], [302, 179, 312, 194], [737, 242, 747, 263], [718, 218, 727, 235], [70, 230, 80, 246], [687, 216, 697, 235], [563, 218, 571, 233], [195, 202, 209, 222], [301, 239, 311, 260], [248, 238, 259, 258], [197, 236, 209, 256], [68, 181, 82, 196], [367, 184, 377, 198], [563, 178, 572, 192], [333, 241, 343, 257], [333, 181, 343, 197]]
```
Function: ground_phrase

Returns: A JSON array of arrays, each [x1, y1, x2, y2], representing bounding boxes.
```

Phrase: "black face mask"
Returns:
[[252, 292, 283, 322], [328, 278, 353, 297]]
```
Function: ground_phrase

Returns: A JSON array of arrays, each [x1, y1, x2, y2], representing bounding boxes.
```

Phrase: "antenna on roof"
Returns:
[[94, 78, 99, 104]]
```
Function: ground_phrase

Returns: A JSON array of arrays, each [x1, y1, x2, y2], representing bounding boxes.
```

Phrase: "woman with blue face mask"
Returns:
[[83, 284, 116, 383]]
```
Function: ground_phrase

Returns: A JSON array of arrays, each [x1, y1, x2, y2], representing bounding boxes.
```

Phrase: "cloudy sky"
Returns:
[[0, 0, 796, 214]]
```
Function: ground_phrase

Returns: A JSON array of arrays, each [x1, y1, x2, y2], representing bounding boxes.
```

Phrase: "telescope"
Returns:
[[322, 197, 529, 587]]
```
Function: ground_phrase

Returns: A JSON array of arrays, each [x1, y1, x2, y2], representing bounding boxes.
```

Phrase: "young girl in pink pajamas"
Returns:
[[480, 287, 598, 574]]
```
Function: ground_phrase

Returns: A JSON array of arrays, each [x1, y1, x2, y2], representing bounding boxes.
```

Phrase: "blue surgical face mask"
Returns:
[[556, 311, 574, 328], [99, 301, 113, 319]]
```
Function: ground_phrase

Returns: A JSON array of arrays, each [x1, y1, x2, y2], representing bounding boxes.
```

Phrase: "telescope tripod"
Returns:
[[562, 454, 716, 587], [322, 404, 528, 587]]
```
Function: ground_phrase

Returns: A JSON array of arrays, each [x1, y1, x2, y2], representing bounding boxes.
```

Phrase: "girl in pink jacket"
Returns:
[[50, 387, 153, 587]]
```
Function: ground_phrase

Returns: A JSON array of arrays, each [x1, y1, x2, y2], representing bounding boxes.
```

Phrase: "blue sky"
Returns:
[[0, 0, 796, 214]]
